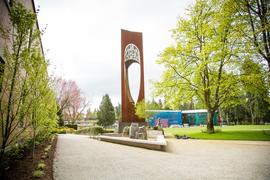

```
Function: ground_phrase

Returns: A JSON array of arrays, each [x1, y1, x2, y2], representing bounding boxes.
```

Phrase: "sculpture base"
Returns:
[[115, 121, 147, 133]]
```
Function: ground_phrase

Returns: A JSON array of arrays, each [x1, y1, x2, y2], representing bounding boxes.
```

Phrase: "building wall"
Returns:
[[0, 0, 12, 56], [0, 0, 41, 59]]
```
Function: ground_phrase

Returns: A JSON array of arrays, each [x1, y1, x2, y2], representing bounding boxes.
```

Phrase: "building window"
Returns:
[[0, 56, 5, 93]]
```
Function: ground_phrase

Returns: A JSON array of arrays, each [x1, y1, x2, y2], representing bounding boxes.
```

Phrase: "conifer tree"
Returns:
[[97, 94, 115, 127]]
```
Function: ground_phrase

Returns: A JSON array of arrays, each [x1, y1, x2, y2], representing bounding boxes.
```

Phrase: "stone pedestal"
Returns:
[[129, 123, 139, 139], [135, 126, 147, 140], [147, 129, 164, 139], [116, 121, 147, 133]]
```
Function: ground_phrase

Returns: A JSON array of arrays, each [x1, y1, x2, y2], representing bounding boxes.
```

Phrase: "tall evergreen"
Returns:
[[97, 94, 115, 127]]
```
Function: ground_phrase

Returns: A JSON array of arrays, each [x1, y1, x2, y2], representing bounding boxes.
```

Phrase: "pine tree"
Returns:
[[97, 94, 115, 127]]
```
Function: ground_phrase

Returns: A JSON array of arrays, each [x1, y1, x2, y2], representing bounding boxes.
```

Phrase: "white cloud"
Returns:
[[36, 0, 194, 109]]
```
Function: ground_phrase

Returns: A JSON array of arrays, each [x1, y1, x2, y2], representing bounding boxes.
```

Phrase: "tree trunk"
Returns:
[[249, 105, 255, 125], [32, 128, 36, 161], [57, 109, 64, 126], [0, 139, 7, 177], [207, 110, 215, 133]]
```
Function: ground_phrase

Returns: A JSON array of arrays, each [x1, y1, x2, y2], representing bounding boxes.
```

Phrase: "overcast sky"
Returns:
[[36, 0, 195, 110]]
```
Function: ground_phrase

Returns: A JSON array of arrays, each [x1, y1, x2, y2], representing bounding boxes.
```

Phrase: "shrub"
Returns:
[[89, 126, 103, 135], [44, 145, 51, 152], [51, 128, 60, 134], [75, 126, 104, 135], [103, 129, 114, 133], [33, 170, 43, 178], [65, 124, 78, 130], [44, 152, 48, 158], [6, 143, 26, 159], [49, 135, 55, 144], [24, 139, 34, 150], [53, 127, 75, 134], [41, 152, 48, 159], [36, 162, 46, 170], [122, 126, 130, 137], [75, 127, 90, 134]]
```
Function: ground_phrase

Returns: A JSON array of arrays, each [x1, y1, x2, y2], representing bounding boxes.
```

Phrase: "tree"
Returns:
[[64, 81, 88, 123], [114, 103, 121, 120], [135, 100, 148, 119], [154, 0, 241, 133], [86, 107, 97, 119], [97, 94, 115, 127], [30, 76, 57, 159], [135, 100, 158, 119], [234, 0, 270, 71], [148, 99, 160, 110], [219, 0, 270, 124], [135, 98, 168, 120], [53, 77, 88, 125], [0, 2, 57, 165], [240, 59, 269, 124], [158, 99, 164, 110]]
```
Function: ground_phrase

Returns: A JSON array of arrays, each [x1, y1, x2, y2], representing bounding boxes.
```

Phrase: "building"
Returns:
[[147, 109, 218, 127], [0, 0, 43, 65]]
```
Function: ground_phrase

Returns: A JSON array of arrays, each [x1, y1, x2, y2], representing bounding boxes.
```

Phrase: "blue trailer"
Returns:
[[147, 109, 218, 127], [182, 110, 218, 125], [147, 110, 182, 128]]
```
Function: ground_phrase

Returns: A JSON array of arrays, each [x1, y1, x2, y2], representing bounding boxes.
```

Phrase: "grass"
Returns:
[[164, 125, 270, 141]]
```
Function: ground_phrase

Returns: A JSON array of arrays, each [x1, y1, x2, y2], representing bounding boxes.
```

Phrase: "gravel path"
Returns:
[[53, 134, 270, 180]]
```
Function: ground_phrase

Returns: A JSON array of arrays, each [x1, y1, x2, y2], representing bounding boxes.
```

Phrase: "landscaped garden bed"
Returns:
[[3, 135, 58, 180]]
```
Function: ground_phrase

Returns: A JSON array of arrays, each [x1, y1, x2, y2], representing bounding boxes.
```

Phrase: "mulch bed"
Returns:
[[3, 135, 58, 180]]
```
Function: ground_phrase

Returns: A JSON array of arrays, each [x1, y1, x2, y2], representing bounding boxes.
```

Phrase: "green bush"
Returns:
[[65, 124, 78, 130], [6, 145, 24, 159], [75, 126, 104, 135], [24, 139, 34, 149], [41, 151, 48, 159], [103, 129, 114, 133], [5, 139, 34, 160], [52, 127, 75, 134], [51, 128, 60, 134], [75, 127, 90, 134], [44, 145, 51, 152], [49, 135, 55, 145], [36, 162, 46, 170], [90, 126, 103, 135], [33, 170, 43, 178]]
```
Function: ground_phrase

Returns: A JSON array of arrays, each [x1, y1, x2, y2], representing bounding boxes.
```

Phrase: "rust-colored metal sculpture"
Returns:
[[121, 29, 145, 122]]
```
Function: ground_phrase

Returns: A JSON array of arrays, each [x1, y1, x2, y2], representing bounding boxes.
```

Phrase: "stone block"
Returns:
[[129, 123, 139, 139]]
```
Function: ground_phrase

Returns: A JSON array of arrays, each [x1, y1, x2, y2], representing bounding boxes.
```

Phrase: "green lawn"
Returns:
[[164, 125, 270, 141]]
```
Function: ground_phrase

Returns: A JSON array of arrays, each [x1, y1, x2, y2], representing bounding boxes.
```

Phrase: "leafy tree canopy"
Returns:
[[154, 0, 245, 133]]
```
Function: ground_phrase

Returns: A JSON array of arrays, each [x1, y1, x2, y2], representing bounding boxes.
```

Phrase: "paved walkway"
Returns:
[[53, 134, 270, 180]]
